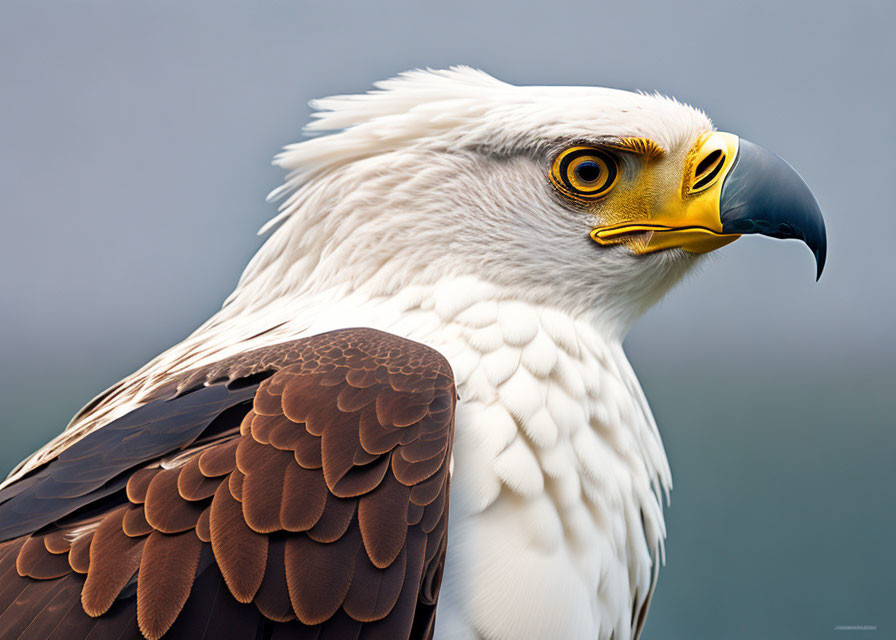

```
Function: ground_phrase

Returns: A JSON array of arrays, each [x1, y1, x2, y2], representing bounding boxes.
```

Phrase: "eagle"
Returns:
[[0, 68, 825, 640]]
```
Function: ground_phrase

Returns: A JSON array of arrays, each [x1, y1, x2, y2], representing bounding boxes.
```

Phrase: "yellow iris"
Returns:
[[550, 147, 619, 201]]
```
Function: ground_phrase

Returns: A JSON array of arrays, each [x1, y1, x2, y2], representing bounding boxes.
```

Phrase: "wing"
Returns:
[[0, 328, 455, 640]]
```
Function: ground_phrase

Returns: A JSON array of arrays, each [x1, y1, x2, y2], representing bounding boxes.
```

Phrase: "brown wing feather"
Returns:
[[136, 531, 203, 639], [0, 328, 455, 639], [81, 506, 145, 617], [252, 536, 294, 623]]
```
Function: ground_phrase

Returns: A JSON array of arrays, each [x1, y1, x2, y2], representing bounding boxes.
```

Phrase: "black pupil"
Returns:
[[575, 160, 601, 184]]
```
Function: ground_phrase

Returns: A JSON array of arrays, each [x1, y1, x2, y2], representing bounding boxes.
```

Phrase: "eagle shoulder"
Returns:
[[0, 328, 456, 639]]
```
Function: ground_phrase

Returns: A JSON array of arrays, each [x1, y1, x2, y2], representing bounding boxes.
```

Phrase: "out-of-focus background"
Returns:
[[1, 1, 893, 638]]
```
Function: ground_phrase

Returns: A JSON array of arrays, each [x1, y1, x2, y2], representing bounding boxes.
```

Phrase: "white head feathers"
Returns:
[[271, 67, 709, 201], [224, 67, 712, 336]]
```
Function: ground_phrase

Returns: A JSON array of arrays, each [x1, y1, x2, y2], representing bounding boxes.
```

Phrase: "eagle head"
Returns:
[[251, 67, 825, 335]]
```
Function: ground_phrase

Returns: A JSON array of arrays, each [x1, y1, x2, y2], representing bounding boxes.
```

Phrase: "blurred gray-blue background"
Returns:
[[1, 1, 893, 638]]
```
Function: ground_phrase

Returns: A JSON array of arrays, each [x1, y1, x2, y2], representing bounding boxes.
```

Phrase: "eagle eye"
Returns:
[[551, 147, 619, 201]]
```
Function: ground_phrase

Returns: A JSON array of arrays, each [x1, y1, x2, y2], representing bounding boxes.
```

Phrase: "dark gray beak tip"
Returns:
[[814, 242, 826, 281], [720, 138, 827, 281]]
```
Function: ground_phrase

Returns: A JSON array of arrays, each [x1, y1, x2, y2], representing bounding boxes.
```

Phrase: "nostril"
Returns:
[[692, 149, 725, 191], [695, 150, 722, 178]]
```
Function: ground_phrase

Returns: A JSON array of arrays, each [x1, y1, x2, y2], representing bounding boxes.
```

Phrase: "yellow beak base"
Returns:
[[591, 224, 740, 254], [591, 132, 742, 255]]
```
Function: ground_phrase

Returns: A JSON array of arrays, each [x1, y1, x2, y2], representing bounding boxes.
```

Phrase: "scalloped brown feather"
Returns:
[[0, 329, 455, 639], [137, 531, 202, 639]]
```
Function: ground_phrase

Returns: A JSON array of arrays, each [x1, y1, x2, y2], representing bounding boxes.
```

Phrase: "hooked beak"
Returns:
[[591, 132, 827, 279]]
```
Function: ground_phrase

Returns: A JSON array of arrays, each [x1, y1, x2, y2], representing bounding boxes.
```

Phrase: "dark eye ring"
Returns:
[[550, 147, 619, 200]]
